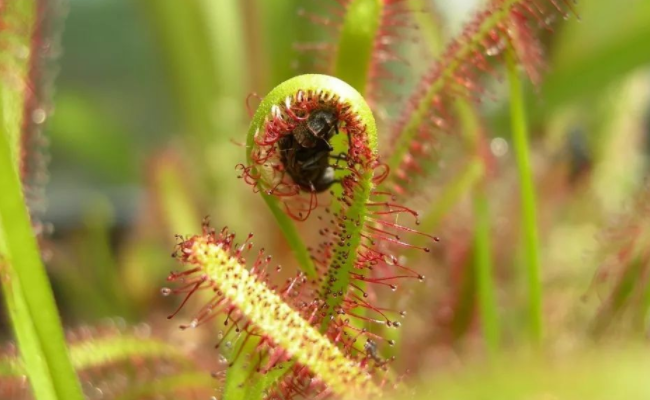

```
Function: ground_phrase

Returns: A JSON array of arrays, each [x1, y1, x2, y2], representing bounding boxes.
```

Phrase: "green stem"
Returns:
[[454, 98, 501, 353], [319, 170, 374, 325], [506, 49, 543, 345], [0, 2, 83, 399], [473, 185, 500, 354], [334, 0, 382, 95], [223, 335, 292, 400], [328, 0, 384, 336], [261, 192, 317, 278], [0, 103, 83, 400], [0, 255, 57, 400]]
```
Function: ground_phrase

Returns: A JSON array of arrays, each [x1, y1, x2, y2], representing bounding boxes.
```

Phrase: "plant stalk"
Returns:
[[506, 49, 543, 345], [473, 184, 500, 354], [0, 1, 83, 399], [0, 121, 84, 400]]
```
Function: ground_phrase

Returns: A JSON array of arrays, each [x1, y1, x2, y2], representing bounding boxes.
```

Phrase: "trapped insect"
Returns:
[[278, 106, 342, 193]]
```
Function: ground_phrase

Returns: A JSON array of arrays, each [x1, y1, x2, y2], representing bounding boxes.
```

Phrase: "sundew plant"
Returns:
[[1, 0, 650, 399]]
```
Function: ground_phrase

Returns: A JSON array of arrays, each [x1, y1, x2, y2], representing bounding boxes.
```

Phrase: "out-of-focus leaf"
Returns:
[[491, 0, 650, 128], [48, 92, 138, 182], [543, 0, 650, 109], [405, 347, 650, 400]]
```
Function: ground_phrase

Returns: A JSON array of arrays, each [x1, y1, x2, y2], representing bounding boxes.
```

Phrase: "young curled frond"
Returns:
[[239, 75, 436, 336], [239, 74, 377, 278]]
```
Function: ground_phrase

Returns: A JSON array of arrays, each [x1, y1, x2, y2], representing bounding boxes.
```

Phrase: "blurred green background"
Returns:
[[3, 0, 650, 397]]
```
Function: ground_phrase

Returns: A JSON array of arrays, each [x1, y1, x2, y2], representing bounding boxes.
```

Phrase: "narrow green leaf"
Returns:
[[261, 192, 317, 278], [223, 334, 292, 400], [223, 336, 263, 400], [0, 1, 83, 399], [333, 0, 382, 94], [506, 49, 543, 345], [0, 260, 58, 400], [0, 89, 84, 400], [473, 186, 500, 354]]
